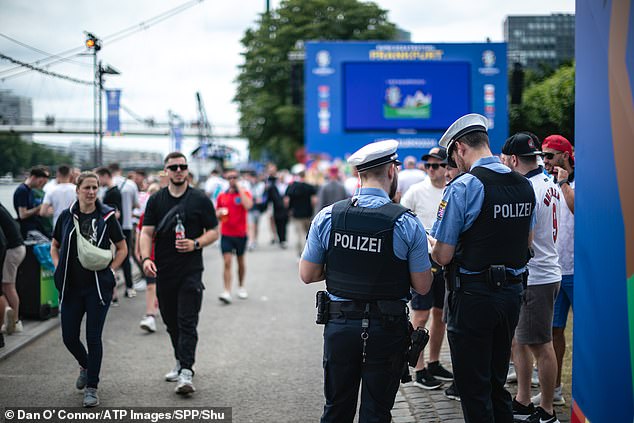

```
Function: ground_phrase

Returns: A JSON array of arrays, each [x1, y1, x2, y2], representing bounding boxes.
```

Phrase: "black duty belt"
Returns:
[[458, 272, 523, 286], [328, 301, 406, 320]]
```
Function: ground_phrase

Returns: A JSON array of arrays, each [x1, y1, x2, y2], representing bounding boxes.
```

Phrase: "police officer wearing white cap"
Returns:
[[299, 139, 433, 423], [430, 114, 536, 422]]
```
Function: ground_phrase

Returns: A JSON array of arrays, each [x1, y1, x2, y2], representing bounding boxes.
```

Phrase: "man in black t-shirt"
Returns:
[[284, 167, 317, 257], [140, 152, 219, 396]]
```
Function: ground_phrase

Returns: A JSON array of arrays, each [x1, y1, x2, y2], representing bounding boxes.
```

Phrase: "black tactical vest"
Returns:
[[455, 166, 535, 272], [325, 199, 411, 301]]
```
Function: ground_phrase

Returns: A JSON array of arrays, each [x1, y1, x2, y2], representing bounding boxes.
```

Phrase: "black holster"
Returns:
[[315, 290, 330, 325], [401, 322, 430, 383], [443, 262, 460, 292], [407, 325, 430, 367]]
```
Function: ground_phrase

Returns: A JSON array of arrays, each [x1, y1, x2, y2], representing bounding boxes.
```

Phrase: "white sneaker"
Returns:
[[175, 369, 195, 394], [532, 367, 540, 387], [238, 288, 248, 299], [532, 385, 566, 406], [13, 320, 23, 333], [218, 291, 232, 304], [133, 279, 147, 291], [507, 363, 517, 383], [165, 360, 181, 382], [140, 315, 156, 333], [4, 308, 15, 335]]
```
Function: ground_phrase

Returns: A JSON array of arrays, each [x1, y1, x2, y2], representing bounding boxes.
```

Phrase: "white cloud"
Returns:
[[0, 0, 574, 155]]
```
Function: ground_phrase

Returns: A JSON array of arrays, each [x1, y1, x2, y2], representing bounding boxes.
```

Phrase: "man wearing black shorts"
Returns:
[[216, 169, 253, 304], [141, 152, 219, 395]]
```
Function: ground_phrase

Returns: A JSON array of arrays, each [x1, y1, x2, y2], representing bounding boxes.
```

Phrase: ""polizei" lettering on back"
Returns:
[[334, 232, 383, 253], [493, 203, 533, 219]]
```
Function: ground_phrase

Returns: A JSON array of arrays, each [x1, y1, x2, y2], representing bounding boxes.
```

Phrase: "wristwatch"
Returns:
[[557, 179, 569, 187], [194, 239, 201, 250]]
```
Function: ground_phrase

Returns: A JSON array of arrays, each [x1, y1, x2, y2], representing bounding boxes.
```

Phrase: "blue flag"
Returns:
[[106, 89, 121, 135], [171, 122, 184, 152]]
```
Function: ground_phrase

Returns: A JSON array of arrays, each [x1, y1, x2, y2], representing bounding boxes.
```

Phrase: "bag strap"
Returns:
[[154, 188, 192, 236]]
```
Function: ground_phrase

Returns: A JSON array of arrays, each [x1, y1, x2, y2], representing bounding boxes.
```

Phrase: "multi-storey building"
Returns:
[[504, 14, 575, 71]]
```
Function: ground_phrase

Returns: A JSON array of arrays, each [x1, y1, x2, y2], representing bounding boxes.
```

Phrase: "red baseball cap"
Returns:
[[542, 135, 574, 163]]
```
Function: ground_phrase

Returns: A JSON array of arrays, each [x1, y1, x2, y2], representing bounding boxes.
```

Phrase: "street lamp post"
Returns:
[[85, 32, 120, 166], [85, 32, 101, 167]]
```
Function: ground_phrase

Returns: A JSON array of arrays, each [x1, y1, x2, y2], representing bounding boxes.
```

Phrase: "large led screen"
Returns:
[[343, 61, 471, 131]]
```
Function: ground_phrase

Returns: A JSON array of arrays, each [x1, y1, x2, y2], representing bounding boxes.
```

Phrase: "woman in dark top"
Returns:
[[50, 172, 127, 408]]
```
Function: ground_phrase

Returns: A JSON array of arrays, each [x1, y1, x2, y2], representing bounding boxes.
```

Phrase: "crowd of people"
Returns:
[[0, 118, 575, 419]]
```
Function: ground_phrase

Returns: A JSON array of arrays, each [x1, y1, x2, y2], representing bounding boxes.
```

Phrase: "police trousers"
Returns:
[[447, 282, 523, 423], [321, 316, 409, 423]]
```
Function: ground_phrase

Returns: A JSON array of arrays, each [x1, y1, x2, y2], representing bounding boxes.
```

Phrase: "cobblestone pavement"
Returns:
[[395, 343, 572, 422]]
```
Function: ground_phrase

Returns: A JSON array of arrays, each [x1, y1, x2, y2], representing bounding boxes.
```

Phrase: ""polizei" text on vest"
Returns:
[[333, 232, 383, 253], [493, 202, 533, 219]]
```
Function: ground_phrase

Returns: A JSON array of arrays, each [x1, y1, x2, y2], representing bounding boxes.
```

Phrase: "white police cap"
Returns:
[[347, 139, 401, 172], [439, 113, 489, 155]]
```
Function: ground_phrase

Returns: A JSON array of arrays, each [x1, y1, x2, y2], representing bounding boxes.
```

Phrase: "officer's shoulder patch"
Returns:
[[437, 200, 448, 221], [406, 209, 417, 217]]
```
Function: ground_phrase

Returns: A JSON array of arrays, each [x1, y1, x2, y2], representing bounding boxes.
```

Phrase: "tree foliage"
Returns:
[[235, 0, 397, 167], [0, 133, 73, 176], [510, 63, 575, 143]]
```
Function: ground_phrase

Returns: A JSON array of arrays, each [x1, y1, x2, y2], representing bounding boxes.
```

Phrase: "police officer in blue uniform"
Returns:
[[430, 114, 536, 423], [300, 139, 433, 423]]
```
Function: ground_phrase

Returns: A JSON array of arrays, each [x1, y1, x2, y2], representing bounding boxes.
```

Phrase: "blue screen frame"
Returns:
[[305, 41, 508, 160]]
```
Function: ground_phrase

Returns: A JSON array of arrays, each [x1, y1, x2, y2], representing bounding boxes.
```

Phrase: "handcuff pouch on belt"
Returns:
[[487, 265, 508, 289]]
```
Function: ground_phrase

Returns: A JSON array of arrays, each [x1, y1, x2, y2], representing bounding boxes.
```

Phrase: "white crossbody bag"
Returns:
[[73, 216, 114, 271]]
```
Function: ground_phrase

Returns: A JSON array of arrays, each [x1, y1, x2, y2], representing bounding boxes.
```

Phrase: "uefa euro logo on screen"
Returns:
[[479, 50, 500, 76], [313, 50, 334, 76], [383, 80, 432, 120]]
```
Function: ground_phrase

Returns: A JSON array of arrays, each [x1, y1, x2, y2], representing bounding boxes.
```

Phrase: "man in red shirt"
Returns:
[[216, 169, 253, 304]]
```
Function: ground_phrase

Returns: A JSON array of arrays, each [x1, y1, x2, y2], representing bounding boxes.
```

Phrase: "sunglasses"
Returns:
[[166, 164, 188, 171], [542, 152, 562, 160], [227, 175, 238, 180], [424, 163, 447, 170]]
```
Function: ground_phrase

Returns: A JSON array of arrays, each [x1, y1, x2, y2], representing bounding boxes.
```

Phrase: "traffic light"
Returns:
[[85, 33, 101, 51]]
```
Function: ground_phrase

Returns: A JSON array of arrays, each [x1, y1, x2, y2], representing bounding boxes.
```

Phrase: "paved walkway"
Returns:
[[0, 215, 572, 422]]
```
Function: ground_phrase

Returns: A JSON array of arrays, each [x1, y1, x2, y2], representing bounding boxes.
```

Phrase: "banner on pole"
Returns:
[[171, 122, 184, 152], [106, 89, 121, 135], [573, 0, 634, 421]]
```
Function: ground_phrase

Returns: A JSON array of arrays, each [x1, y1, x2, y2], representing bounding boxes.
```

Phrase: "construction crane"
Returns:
[[191, 92, 236, 178]]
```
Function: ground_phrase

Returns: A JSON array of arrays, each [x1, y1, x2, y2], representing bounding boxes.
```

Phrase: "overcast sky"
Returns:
[[0, 0, 574, 155]]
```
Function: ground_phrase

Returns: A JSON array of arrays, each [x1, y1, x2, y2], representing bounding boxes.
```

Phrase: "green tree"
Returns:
[[235, 0, 397, 167], [0, 133, 73, 176], [510, 63, 575, 143]]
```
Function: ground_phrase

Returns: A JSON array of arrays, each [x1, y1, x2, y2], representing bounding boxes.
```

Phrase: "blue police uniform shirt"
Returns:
[[302, 187, 431, 300], [431, 156, 536, 276]]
